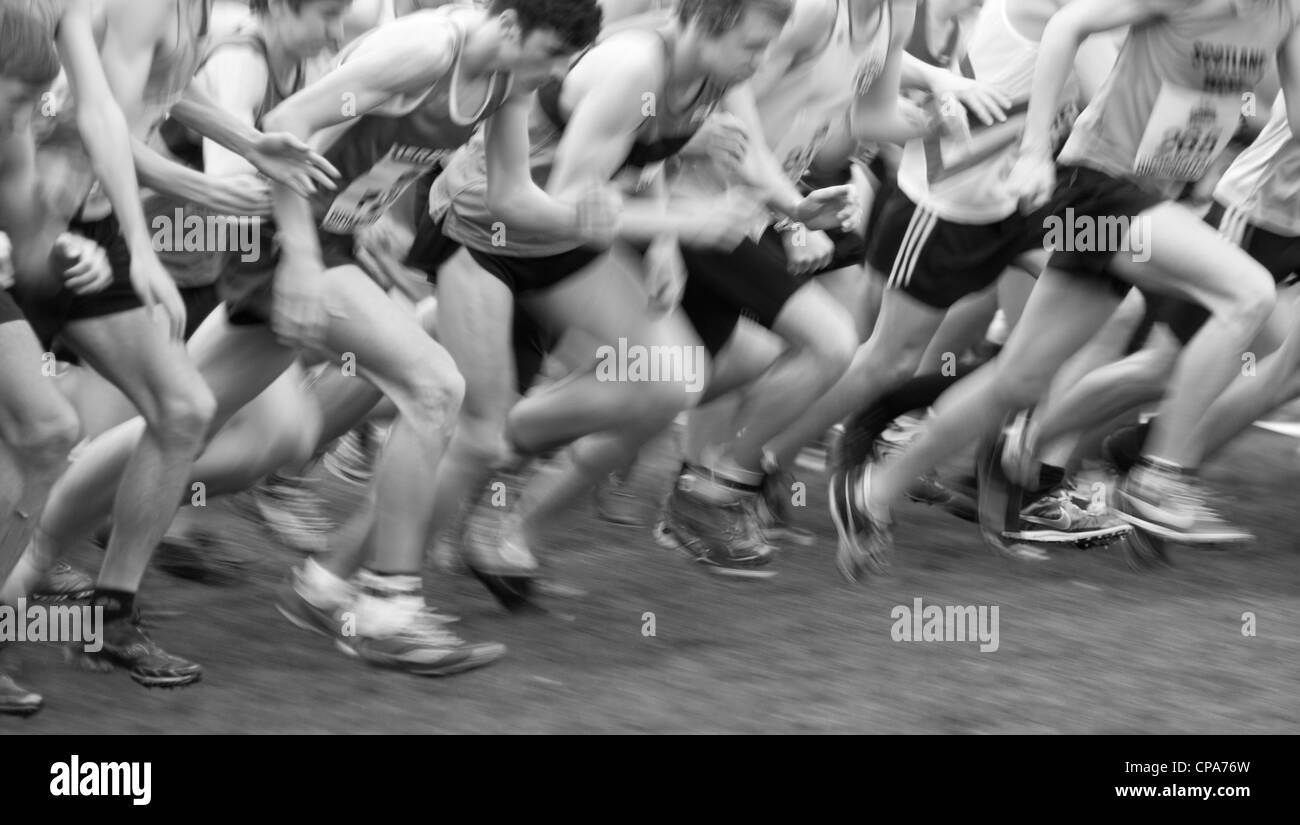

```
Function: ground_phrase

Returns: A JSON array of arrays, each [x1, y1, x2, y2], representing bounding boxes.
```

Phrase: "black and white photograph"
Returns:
[[0, 0, 1294, 761]]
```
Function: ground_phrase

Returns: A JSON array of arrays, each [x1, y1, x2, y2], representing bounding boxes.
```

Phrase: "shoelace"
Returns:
[[394, 607, 463, 648]]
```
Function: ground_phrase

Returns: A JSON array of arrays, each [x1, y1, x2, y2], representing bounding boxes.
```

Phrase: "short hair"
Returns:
[[676, 0, 794, 37], [489, 0, 603, 53], [0, 4, 61, 87]]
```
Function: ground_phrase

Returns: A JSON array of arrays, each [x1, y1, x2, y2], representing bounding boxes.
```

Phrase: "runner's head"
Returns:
[[676, 0, 793, 86], [250, 0, 353, 58], [0, 5, 60, 138], [485, 0, 604, 86]]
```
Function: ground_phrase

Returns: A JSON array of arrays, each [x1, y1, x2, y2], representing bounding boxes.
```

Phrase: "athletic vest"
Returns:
[[907, 0, 962, 68], [1059, 0, 1294, 199], [897, 0, 1081, 223], [1215, 92, 1300, 236], [146, 26, 308, 287], [314, 7, 512, 235], [437, 26, 723, 256], [763, 0, 892, 187]]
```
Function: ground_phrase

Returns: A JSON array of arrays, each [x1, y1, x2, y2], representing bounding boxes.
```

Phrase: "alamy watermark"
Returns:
[[151, 209, 262, 262], [1043, 208, 1151, 264], [595, 337, 707, 393], [0, 598, 103, 652], [890, 597, 999, 652]]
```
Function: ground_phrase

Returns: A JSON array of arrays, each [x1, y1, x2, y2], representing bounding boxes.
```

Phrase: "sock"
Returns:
[[1036, 464, 1066, 496], [91, 588, 135, 623], [353, 570, 422, 637], [297, 558, 352, 609]]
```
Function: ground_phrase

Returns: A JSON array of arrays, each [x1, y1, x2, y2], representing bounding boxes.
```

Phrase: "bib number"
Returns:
[[1133, 84, 1240, 182], [322, 145, 445, 234]]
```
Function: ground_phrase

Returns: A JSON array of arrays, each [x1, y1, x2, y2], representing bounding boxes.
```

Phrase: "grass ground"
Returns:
[[3, 425, 1298, 734]]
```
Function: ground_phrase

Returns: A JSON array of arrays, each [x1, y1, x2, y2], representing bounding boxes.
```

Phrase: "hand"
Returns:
[[643, 235, 686, 312], [355, 213, 415, 261], [570, 184, 623, 248], [930, 74, 1012, 127], [780, 227, 834, 277], [127, 247, 186, 341], [53, 233, 113, 295], [1007, 149, 1056, 212], [271, 252, 329, 349], [681, 113, 750, 176], [248, 131, 341, 198], [794, 184, 861, 232], [678, 192, 758, 252]]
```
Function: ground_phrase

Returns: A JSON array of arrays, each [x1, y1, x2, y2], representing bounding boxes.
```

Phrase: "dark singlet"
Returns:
[[906, 0, 961, 68], [314, 10, 513, 235]]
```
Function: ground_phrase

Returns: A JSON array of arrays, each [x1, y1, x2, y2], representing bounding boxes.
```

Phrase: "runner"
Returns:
[[832, 0, 1300, 581]]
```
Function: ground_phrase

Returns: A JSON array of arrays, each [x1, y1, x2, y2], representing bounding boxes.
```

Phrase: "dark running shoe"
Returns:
[[78, 614, 202, 688], [653, 479, 775, 579], [828, 461, 893, 583]]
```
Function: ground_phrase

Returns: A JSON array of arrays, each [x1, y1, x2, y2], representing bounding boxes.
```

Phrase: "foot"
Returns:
[[753, 468, 816, 548], [653, 480, 776, 579], [31, 562, 95, 603], [155, 531, 248, 585], [1116, 460, 1253, 544], [81, 614, 202, 688], [321, 421, 385, 485], [255, 475, 333, 555], [828, 461, 893, 583], [0, 670, 42, 716], [593, 471, 643, 527], [276, 573, 353, 638], [1004, 485, 1132, 548], [337, 606, 504, 677]]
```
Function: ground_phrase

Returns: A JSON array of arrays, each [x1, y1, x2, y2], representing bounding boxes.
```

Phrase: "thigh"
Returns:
[[436, 247, 516, 420], [61, 307, 206, 420], [0, 318, 78, 442], [186, 304, 298, 426]]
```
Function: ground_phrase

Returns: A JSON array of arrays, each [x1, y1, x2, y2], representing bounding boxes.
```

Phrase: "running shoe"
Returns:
[[828, 461, 893, 583], [1116, 461, 1253, 545], [31, 562, 94, 602], [592, 469, 643, 527], [0, 670, 41, 716], [1003, 487, 1132, 547], [336, 605, 504, 677], [322, 421, 385, 485], [255, 474, 333, 554], [653, 480, 775, 579], [154, 531, 249, 585], [753, 468, 816, 547], [78, 613, 202, 688]]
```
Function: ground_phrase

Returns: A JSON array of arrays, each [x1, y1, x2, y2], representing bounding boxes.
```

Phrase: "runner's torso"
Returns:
[[898, 0, 1081, 222], [438, 24, 725, 256], [315, 7, 513, 235], [1215, 91, 1300, 236], [35, 0, 212, 221], [1059, 0, 1294, 199]]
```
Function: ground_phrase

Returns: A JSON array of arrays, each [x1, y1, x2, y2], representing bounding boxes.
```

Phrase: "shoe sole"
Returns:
[[71, 650, 202, 688], [466, 564, 544, 612], [0, 703, 42, 717], [1002, 525, 1132, 545], [652, 522, 777, 580], [276, 600, 336, 639], [335, 639, 505, 677], [1114, 493, 1253, 545]]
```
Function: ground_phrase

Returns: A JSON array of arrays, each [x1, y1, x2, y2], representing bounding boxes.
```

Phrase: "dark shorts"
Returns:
[[406, 211, 467, 284], [0, 289, 25, 326], [1142, 200, 1300, 345], [13, 213, 143, 349], [865, 188, 1047, 309], [218, 225, 359, 326], [679, 227, 808, 356], [1043, 164, 1167, 296], [466, 245, 603, 295], [181, 283, 221, 340]]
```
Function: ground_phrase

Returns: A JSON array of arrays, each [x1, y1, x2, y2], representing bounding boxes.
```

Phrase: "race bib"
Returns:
[[1133, 84, 1241, 182], [322, 144, 446, 234]]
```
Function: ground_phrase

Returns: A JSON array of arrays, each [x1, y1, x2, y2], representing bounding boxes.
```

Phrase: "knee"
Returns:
[[1225, 272, 1277, 329], [8, 405, 81, 470], [812, 316, 859, 380], [149, 381, 216, 447], [992, 361, 1048, 411], [411, 369, 466, 431]]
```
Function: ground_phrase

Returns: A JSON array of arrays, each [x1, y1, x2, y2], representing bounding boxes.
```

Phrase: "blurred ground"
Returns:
[[3, 424, 1298, 734]]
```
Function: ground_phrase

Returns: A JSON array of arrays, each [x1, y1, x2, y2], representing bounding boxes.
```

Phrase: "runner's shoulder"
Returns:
[[574, 27, 668, 93], [338, 7, 466, 89]]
